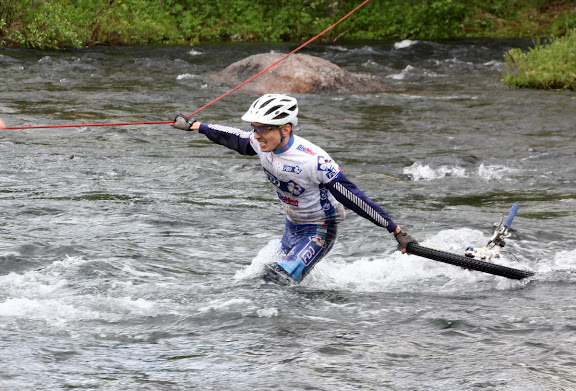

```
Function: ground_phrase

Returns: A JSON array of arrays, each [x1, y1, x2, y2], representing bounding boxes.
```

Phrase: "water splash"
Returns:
[[404, 162, 468, 181], [404, 162, 518, 181], [233, 239, 283, 281], [538, 248, 576, 274], [394, 40, 419, 49], [477, 163, 518, 180], [176, 73, 198, 80], [388, 65, 416, 80]]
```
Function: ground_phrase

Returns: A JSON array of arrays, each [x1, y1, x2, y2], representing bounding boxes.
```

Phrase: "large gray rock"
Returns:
[[211, 53, 388, 95]]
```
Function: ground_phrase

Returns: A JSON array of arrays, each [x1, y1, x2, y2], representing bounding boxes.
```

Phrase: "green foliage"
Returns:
[[550, 11, 576, 36], [0, 0, 19, 26], [503, 29, 576, 90], [0, 0, 181, 48], [0, 0, 575, 48], [464, 0, 576, 38], [1, 0, 85, 48], [87, 0, 179, 45], [365, 0, 467, 40]]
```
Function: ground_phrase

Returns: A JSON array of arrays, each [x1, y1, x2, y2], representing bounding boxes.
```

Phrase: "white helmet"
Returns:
[[241, 94, 298, 127]]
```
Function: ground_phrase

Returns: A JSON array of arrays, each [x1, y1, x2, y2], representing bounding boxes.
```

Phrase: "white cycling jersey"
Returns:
[[249, 132, 346, 225], [198, 123, 397, 232]]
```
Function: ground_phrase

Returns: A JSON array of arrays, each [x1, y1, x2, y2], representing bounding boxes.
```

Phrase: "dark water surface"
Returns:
[[1, 40, 576, 390]]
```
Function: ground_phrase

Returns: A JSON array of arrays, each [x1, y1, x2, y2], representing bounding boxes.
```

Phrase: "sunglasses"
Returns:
[[251, 124, 284, 133]]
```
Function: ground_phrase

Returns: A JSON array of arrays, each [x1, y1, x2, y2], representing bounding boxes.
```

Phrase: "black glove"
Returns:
[[172, 114, 196, 131], [394, 229, 416, 252]]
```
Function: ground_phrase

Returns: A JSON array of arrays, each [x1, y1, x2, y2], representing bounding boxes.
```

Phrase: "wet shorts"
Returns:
[[276, 218, 338, 283]]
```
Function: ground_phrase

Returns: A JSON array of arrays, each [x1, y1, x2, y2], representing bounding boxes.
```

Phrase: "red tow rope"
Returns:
[[4, 0, 372, 131], [4, 121, 173, 130]]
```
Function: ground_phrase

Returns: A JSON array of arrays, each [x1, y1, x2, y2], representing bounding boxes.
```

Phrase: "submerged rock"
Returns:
[[211, 53, 389, 95]]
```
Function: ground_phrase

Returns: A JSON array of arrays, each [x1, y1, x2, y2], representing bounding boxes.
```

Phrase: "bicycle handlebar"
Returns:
[[504, 204, 518, 229]]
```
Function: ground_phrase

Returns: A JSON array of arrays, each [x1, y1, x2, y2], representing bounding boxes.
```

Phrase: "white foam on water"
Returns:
[[404, 161, 468, 181], [0, 256, 86, 297], [233, 239, 283, 281], [0, 297, 100, 325], [120, 264, 173, 280], [325, 45, 349, 52], [176, 73, 197, 80], [256, 307, 279, 318], [0, 257, 103, 327], [196, 296, 280, 319], [484, 60, 504, 68], [388, 65, 415, 80], [396, 93, 477, 101], [198, 298, 254, 313], [0, 256, 183, 331], [394, 39, 419, 49], [404, 161, 518, 181], [477, 163, 518, 180], [347, 45, 379, 55], [536, 248, 576, 274]]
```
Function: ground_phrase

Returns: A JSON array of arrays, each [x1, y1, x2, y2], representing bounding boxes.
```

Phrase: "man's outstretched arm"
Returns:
[[172, 114, 257, 156], [325, 171, 416, 252]]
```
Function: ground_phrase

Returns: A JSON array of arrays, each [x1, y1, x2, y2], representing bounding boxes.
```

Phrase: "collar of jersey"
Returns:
[[273, 134, 295, 155]]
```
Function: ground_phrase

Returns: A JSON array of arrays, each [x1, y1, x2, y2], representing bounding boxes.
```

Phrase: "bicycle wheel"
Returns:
[[406, 243, 534, 280]]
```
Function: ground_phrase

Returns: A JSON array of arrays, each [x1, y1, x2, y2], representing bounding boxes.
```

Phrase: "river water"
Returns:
[[1, 39, 576, 390]]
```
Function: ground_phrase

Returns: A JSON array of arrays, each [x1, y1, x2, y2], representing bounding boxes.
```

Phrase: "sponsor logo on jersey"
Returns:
[[263, 168, 306, 196], [277, 192, 299, 206], [283, 165, 302, 174], [297, 144, 317, 156], [287, 181, 304, 196], [319, 185, 336, 221], [264, 169, 281, 188], [317, 156, 339, 180]]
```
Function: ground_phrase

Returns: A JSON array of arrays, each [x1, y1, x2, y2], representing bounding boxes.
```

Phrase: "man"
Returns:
[[172, 94, 415, 283]]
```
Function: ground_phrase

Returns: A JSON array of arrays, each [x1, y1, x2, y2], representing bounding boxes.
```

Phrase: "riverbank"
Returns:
[[1, 0, 575, 49], [504, 29, 576, 90]]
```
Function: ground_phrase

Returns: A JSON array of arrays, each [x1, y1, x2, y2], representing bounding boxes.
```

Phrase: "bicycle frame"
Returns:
[[465, 204, 518, 262]]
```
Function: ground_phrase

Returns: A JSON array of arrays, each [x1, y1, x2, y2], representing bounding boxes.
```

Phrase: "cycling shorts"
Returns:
[[276, 218, 338, 282]]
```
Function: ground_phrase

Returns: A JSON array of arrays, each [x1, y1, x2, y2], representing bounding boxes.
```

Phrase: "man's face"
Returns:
[[251, 123, 290, 152]]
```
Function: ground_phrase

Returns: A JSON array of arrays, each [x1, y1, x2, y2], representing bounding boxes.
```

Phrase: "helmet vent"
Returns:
[[261, 98, 275, 107], [272, 104, 297, 121], [265, 105, 282, 117]]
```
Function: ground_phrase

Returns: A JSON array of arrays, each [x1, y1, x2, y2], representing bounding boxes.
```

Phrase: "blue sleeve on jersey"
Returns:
[[198, 123, 257, 156], [326, 172, 398, 233]]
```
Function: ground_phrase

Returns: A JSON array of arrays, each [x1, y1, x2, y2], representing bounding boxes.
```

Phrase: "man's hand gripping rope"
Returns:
[[172, 114, 197, 131]]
